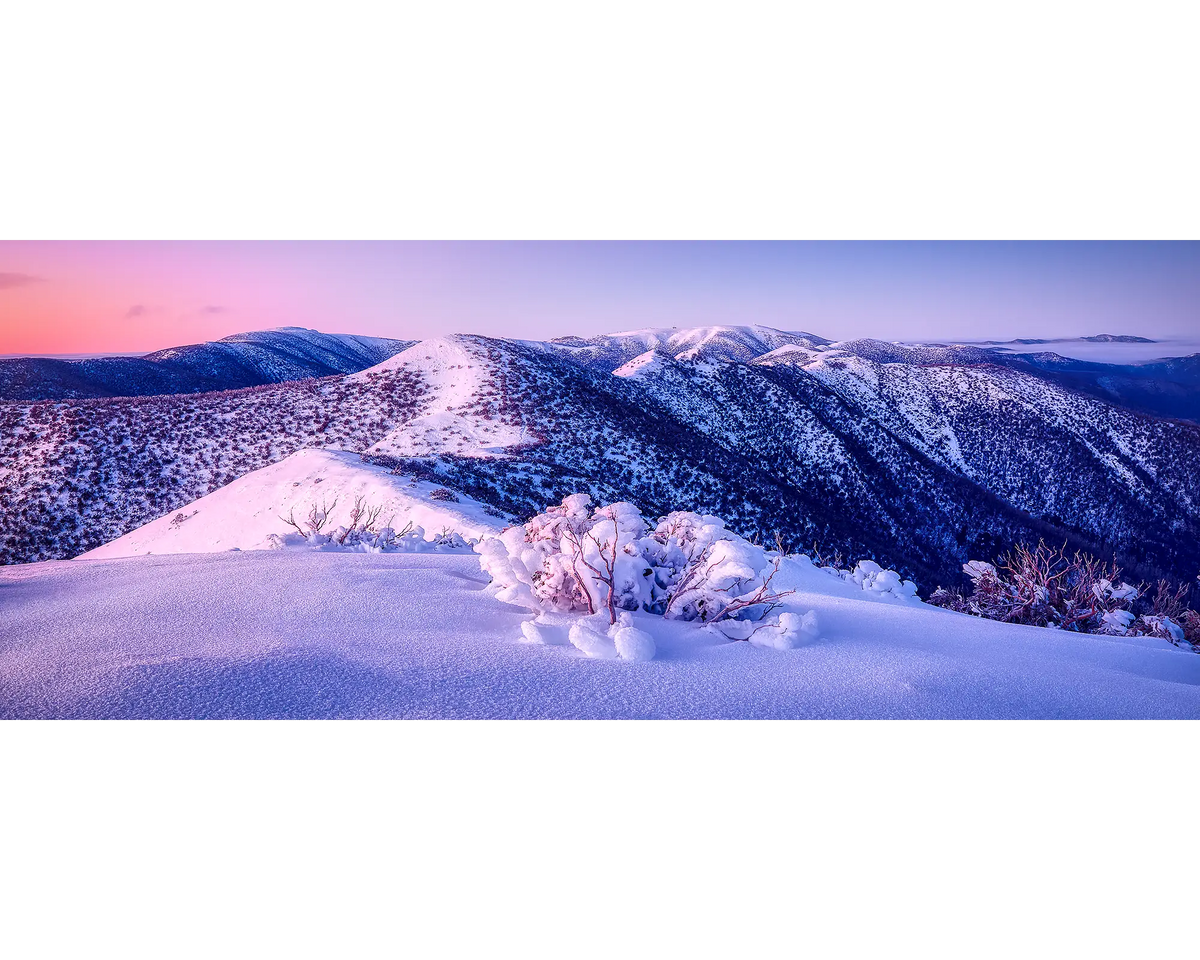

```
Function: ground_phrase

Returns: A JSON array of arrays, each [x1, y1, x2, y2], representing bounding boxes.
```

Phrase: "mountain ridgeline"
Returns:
[[2, 324, 1198, 592], [0, 327, 414, 400]]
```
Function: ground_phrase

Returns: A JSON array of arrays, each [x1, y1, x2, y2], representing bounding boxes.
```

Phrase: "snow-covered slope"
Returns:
[[80, 448, 504, 559], [185, 327, 414, 383], [4, 549, 1197, 719], [354, 339, 531, 457], [0, 362, 429, 563]]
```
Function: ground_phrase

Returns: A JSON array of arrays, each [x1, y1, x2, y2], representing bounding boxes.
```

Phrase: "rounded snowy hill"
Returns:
[[0, 326, 414, 401], [81, 448, 504, 559]]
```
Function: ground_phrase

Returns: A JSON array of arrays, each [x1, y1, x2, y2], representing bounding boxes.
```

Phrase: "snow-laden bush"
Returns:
[[271, 496, 474, 554], [710, 609, 821, 650], [831, 559, 919, 603], [931, 546, 1140, 632], [477, 494, 795, 627], [929, 541, 1199, 651], [267, 522, 473, 554], [1140, 615, 1185, 643]]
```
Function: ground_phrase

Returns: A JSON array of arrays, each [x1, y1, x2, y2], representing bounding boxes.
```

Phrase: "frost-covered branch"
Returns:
[[710, 557, 795, 621]]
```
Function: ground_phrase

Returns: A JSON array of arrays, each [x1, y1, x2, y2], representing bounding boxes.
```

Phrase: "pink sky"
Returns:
[[2, 241, 1197, 356]]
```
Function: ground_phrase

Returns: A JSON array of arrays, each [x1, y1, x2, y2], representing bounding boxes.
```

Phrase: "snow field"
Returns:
[[4, 549, 1200, 718]]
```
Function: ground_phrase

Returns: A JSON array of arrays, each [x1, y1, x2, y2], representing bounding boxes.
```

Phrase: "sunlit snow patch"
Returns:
[[78, 447, 502, 560]]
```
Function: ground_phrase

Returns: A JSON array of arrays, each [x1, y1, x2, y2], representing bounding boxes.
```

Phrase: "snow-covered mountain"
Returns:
[[3, 324, 1199, 594], [5, 322, 1199, 719], [557, 327, 1200, 423], [546, 324, 832, 370], [0, 326, 414, 400]]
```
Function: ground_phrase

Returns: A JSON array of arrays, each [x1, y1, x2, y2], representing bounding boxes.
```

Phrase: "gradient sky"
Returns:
[[1, 241, 1197, 355]]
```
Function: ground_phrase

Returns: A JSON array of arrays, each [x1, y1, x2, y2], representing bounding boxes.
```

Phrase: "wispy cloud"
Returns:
[[0, 272, 44, 291], [124, 304, 148, 319], [200, 305, 227, 315]]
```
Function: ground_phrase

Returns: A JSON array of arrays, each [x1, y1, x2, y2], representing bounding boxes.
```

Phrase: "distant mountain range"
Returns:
[[0, 327, 414, 400], [1004, 350, 1200, 424], [962, 334, 1157, 346], [3, 324, 1198, 595]]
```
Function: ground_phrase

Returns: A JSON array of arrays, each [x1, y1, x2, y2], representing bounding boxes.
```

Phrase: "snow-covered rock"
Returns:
[[611, 613, 657, 661], [568, 620, 620, 659]]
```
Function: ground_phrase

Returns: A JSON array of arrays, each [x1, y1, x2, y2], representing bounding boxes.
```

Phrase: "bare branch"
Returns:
[[279, 507, 305, 537], [561, 523, 598, 616], [305, 496, 338, 536], [364, 503, 384, 532], [716, 558, 796, 620]]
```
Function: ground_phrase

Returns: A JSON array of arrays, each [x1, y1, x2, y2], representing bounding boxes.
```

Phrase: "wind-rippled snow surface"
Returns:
[[3, 551, 1198, 719]]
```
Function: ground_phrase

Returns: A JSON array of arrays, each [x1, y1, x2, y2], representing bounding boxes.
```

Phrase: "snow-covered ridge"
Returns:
[[0, 326, 415, 402], [80, 448, 503, 560], [354, 337, 533, 458], [550, 324, 832, 370]]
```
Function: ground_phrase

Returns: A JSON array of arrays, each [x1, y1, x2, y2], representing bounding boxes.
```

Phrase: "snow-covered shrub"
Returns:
[[961, 562, 1012, 620], [815, 557, 919, 601], [1140, 615, 1184, 643], [477, 495, 795, 627], [268, 520, 475, 554], [476, 494, 642, 618], [930, 543, 1137, 632], [272, 496, 475, 554], [927, 586, 969, 613], [1181, 610, 1200, 647], [712, 609, 821, 650], [428, 487, 460, 503], [928, 541, 1199, 651], [843, 560, 919, 602], [1099, 609, 1136, 635], [1143, 579, 1200, 648], [428, 527, 473, 550], [644, 510, 795, 622], [280, 498, 339, 540]]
